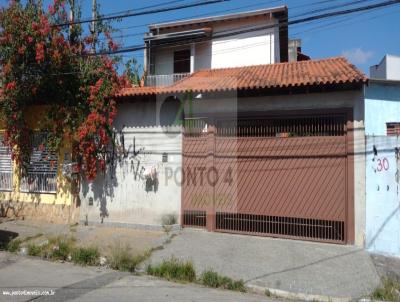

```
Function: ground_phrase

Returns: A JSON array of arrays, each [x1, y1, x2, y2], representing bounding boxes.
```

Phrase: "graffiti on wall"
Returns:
[[103, 127, 161, 193]]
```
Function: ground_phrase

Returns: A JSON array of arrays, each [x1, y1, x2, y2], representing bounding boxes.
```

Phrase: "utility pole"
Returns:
[[90, 0, 97, 53], [69, 0, 75, 43]]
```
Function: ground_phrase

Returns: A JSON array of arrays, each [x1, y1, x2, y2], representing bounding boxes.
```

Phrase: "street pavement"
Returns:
[[0, 252, 276, 302], [146, 229, 381, 300]]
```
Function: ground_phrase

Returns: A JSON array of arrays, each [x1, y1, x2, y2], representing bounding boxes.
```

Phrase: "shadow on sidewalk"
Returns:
[[0, 229, 19, 250]]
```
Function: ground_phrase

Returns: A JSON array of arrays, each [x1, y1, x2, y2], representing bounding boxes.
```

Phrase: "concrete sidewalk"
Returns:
[[0, 252, 278, 302], [146, 229, 381, 300]]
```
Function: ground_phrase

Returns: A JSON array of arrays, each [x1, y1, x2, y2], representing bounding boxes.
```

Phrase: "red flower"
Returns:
[[32, 22, 39, 31], [5, 81, 16, 91], [108, 40, 118, 51], [35, 43, 45, 63], [48, 5, 56, 15]]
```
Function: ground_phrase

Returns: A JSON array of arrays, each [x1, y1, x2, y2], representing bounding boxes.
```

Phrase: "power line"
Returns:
[[292, 5, 400, 37], [88, 0, 400, 56], [11, 0, 398, 78], [115, 0, 282, 31], [55, 0, 230, 27], [99, 0, 190, 19], [101, 0, 385, 45], [96, 0, 282, 42], [291, 0, 377, 18]]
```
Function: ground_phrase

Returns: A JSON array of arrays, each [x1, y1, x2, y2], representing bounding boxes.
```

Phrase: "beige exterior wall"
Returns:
[[0, 106, 76, 223]]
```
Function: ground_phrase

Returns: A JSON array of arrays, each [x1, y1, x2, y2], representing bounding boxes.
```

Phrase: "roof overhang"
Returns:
[[148, 6, 288, 30], [144, 28, 212, 46]]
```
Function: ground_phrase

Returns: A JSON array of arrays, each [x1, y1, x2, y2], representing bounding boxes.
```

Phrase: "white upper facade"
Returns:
[[370, 54, 400, 81], [143, 6, 288, 79]]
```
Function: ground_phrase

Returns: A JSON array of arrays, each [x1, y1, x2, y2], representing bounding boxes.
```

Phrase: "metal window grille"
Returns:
[[386, 123, 400, 136], [20, 133, 58, 194], [0, 135, 13, 191], [183, 118, 208, 137], [183, 210, 207, 227], [217, 116, 346, 137], [216, 212, 345, 243]]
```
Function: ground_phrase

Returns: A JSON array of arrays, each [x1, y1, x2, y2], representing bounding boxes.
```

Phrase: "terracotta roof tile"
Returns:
[[117, 57, 367, 98]]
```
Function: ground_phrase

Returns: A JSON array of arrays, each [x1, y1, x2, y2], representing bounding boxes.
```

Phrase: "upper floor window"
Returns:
[[387, 123, 400, 136], [174, 49, 191, 74]]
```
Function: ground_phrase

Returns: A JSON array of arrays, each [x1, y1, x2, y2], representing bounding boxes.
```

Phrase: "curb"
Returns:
[[246, 284, 354, 302]]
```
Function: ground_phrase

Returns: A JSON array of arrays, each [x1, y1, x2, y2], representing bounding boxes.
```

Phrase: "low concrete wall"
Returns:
[[366, 136, 400, 257], [79, 103, 182, 227], [0, 200, 79, 224]]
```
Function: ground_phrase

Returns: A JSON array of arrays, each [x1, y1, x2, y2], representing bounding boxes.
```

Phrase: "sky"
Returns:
[[1, 0, 399, 74]]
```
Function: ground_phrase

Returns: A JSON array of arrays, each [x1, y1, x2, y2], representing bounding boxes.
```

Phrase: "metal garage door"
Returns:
[[182, 111, 353, 244]]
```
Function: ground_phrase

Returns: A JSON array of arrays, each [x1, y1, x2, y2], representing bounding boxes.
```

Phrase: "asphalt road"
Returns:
[[0, 252, 276, 302]]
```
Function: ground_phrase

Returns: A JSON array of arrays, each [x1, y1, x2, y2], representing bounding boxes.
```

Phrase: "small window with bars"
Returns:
[[387, 123, 400, 136], [20, 133, 58, 194], [0, 135, 13, 191]]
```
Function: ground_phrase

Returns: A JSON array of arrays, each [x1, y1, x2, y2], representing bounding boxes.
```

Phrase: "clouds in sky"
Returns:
[[342, 48, 374, 64]]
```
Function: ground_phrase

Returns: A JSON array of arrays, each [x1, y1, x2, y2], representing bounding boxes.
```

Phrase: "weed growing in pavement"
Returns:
[[108, 244, 151, 272], [147, 260, 246, 292], [373, 278, 400, 302], [147, 257, 196, 282], [71, 247, 100, 266], [199, 270, 246, 292], [6, 238, 22, 252], [40, 236, 76, 261], [161, 213, 178, 235], [27, 243, 42, 256]]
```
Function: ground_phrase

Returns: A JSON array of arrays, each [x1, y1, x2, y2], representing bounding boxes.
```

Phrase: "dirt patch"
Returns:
[[0, 219, 166, 257], [75, 225, 165, 256]]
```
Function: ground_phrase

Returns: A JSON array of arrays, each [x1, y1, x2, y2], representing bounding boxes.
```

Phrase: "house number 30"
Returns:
[[376, 157, 389, 172]]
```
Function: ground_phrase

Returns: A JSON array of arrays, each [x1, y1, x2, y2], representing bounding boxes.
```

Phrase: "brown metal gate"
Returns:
[[182, 111, 353, 244]]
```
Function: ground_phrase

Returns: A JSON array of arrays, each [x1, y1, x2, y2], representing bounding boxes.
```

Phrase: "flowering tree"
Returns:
[[0, 0, 131, 180]]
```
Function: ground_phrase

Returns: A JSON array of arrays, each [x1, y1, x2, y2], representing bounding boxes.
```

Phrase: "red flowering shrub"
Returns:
[[0, 1, 129, 180]]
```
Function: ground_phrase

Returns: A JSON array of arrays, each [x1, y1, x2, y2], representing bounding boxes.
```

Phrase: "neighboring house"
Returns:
[[81, 6, 368, 246], [0, 106, 77, 223], [365, 54, 400, 257]]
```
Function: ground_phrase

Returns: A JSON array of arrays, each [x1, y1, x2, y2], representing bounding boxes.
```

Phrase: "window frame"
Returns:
[[0, 135, 13, 192], [173, 49, 191, 74], [19, 132, 58, 194]]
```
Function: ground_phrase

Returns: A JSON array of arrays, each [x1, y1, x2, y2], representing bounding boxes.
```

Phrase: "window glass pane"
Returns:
[[174, 49, 190, 74]]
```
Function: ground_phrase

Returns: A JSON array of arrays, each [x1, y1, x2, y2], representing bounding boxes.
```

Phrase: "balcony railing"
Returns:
[[20, 172, 57, 194], [145, 73, 190, 87]]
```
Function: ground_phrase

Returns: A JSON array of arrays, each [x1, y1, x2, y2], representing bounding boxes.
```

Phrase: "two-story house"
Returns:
[[143, 6, 288, 86], [80, 6, 367, 247]]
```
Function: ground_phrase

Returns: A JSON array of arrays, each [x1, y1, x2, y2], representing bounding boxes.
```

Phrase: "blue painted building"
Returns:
[[365, 54, 400, 258]]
